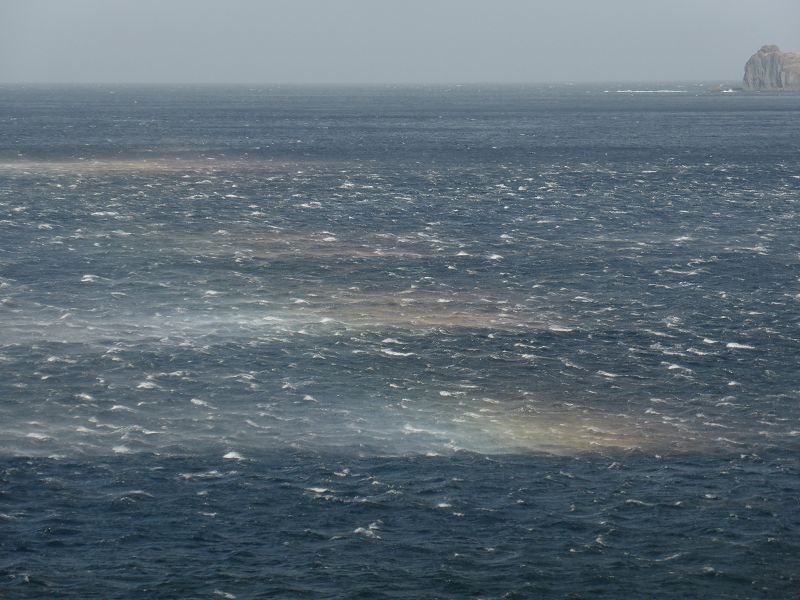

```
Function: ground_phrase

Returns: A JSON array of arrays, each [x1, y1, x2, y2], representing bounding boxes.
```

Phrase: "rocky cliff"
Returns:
[[743, 45, 800, 90]]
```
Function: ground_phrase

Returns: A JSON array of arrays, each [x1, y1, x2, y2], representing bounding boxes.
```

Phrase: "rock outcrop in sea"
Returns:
[[743, 45, 800, 90]]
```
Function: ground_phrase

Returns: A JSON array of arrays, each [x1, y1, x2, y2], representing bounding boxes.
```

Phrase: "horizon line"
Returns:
[[0, 79, 742, 87]]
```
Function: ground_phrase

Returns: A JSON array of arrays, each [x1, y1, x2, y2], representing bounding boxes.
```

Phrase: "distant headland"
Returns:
[[743, 45, 800, 90]]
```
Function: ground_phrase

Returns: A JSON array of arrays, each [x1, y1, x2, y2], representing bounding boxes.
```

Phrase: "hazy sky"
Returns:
[[1, 0, 799, 84]]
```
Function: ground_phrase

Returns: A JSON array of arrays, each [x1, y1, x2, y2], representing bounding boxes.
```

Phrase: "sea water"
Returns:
[[0, 84, 799, 598]]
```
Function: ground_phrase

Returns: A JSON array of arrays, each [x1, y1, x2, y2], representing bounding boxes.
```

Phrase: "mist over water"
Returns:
[[1, 85, 800, 598]]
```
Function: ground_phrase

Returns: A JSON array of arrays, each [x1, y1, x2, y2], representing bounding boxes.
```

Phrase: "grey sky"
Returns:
[[1, 0, 799, 84]]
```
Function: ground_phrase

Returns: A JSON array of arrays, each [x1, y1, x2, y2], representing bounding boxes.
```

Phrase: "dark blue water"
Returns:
[[1, 84, 799, 598]]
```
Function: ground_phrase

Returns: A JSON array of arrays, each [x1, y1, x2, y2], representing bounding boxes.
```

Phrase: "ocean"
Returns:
[[1, 83, 799, 598]]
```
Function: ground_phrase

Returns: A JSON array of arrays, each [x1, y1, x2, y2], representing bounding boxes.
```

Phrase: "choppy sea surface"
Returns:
[[1, 84, 799, 598]]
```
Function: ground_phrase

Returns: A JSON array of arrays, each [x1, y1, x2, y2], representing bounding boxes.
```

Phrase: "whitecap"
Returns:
[[597, 371, 619, 378], [625, 499, 655, 506], [180, 470, 225, 480], [122, 490, 154, 498], [354, 521, 382, 539], [380, 348, 415, 357]]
